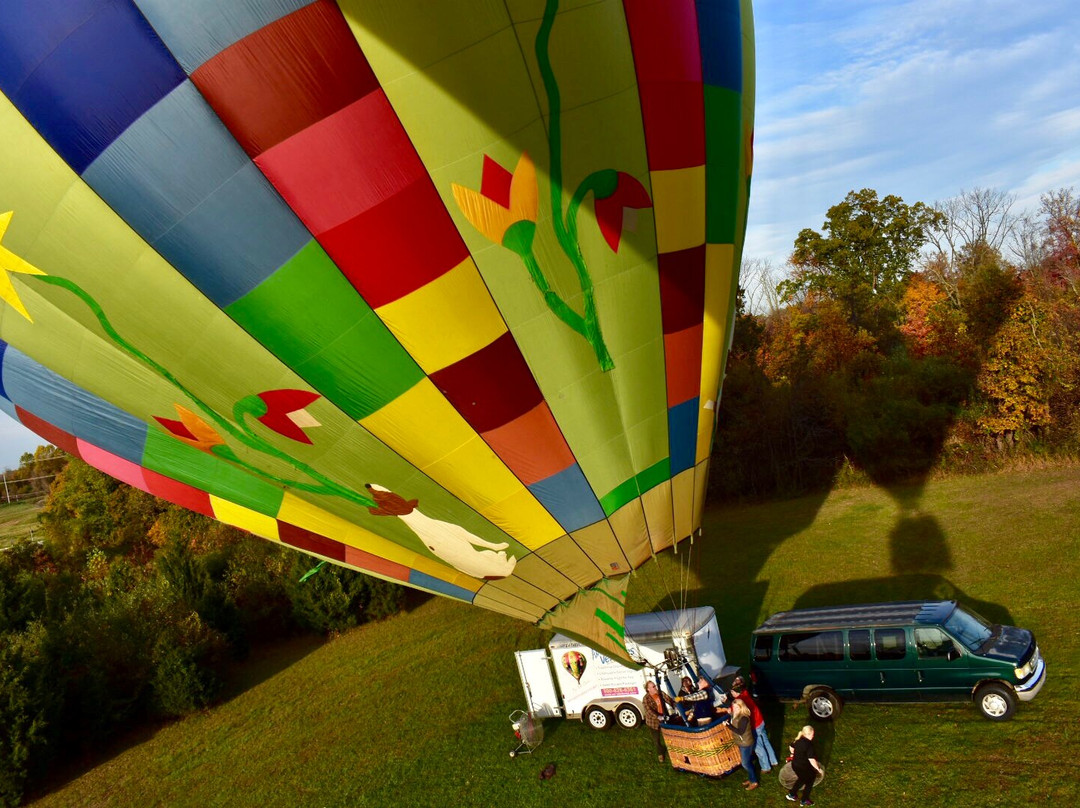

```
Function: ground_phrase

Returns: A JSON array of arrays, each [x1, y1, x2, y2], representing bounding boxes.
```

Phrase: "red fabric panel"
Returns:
[[278, 521, 347, 562], [343, 544, 411, 582], [429, 332, 544, 434], [638, 80, 705, 170], [191, 0, 378, 157], [14, 407, 81, 458], [482, 402, 575, 485], [143, 468, 216, 518], [319, 178, 468, 308], [658, 245, 706, 334], [256, 91, 426, 235], [623, 0, 702, 83], [664, 324, 704, 407], [77, 440, 148, 491]]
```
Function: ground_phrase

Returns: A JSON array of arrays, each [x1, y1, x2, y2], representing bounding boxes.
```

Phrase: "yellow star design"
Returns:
[[0, 210, 46, 322]]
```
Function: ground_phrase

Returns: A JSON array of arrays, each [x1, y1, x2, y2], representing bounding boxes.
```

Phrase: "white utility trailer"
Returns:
[[514, 606, 738, 731]]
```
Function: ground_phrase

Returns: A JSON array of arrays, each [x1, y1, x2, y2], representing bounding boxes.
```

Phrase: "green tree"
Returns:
[[780, 189, 944, 332]]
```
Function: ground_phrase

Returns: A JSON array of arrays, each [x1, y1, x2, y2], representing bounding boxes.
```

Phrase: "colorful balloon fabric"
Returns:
[[0, 0, 754, 662]]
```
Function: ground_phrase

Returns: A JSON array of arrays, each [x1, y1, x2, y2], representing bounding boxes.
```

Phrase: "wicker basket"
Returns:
[[661, 719, 742, 777]]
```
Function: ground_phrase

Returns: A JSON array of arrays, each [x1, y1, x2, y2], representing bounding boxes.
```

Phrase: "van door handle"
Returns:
[[880, 672, 885, 684], [917, 670, 923, 683]]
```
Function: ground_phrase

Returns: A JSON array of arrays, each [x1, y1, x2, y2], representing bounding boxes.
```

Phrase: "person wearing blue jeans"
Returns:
[[726, 699, 759, 790]]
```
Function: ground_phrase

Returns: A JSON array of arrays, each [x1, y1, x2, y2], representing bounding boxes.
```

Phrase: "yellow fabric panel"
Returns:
[[474, 588, 547, 623], [697, 243, 736, 462], [210, 496, 280, 541], [641, 480, 675, 553], [534, 536, 604, 588], [482, 575, 562, 614], [374, 257, 507, 373], [608, 499, 653, 568], [509, 554, 581, 602], [360, 380, 563, 549], [693, 460, 710, 536], [650, 165, 706, 253], [278, 492, 482, 593], [571, 519, 633, 577], [671, 468, 695, 541]]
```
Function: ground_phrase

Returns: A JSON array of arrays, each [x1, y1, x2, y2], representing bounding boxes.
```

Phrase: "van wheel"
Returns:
[[584, 705, 613, 730], [615, 704, 642, 729], [976, 683, 1016, 721], [808, 688, 841, 721]]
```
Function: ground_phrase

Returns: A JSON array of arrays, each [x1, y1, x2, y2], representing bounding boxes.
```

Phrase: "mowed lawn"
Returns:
[[27, 467, 1080, 807]]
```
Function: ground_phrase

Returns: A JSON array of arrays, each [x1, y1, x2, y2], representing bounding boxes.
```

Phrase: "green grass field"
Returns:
[[26, 467, 1080, 807], [0, 501, 41, 550]]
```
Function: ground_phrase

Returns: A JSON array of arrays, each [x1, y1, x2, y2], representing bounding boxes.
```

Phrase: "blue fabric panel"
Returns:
[[667, 397, 699, 475], [527, 463, 606, 533], [1, 347, 147, 463], [696, 0, 742, 92], [135, 0, 314, 73], [0, 340, 8, 401], [0, 396, 17, 423], [0, 0, 186, 174], [408, 570, 475, 603], [84, 81, 309, 305], [155, 161, 309, 307]]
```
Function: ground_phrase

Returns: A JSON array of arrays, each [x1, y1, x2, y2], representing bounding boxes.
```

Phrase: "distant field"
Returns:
[[26, 466, 1080, 807], [0, 501, 42, 550]]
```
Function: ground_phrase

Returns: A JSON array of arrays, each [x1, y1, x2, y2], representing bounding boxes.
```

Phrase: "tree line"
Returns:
[[0, 457, 405, 807], [713, 186, 1080, 500]]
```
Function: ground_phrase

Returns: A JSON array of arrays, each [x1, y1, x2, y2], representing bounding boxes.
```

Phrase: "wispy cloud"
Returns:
[[747, 0, 1080, 264]]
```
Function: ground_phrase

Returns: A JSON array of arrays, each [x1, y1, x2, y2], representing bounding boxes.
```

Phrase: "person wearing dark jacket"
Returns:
[[643, 680, 675, 762], [786, 725, 823, 806], [727, 699, 759, 789]]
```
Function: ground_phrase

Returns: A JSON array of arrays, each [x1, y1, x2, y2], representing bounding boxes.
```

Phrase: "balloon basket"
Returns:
[[661, 719, 742, 777], [508, 710, 544, 758]]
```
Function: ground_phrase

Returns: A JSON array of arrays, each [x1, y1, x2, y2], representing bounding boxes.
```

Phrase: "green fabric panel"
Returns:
[[599, 456, 671, 516], [703, 86, 742, 245], [226, 240, 424, 420], [142, 427, 285, 516]]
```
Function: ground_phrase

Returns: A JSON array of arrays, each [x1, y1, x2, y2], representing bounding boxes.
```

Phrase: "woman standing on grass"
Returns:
[[786, 725, 823, 806], [727, 699, 759, 790]]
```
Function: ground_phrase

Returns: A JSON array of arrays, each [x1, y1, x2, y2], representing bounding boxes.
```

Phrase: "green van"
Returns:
[[749, 600, 1045, 721]]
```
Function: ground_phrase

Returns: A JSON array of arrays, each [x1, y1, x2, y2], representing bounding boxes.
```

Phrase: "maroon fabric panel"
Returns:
[[319, 177, 469, 309], [278, 521, 347, 562], [15, 407, 82, 458], [623, 0, 703, 83], [190, 0, 378, 157], [658, 245, 706, 334], [429, 332, 544, 433], [637, 79, 706, 170]]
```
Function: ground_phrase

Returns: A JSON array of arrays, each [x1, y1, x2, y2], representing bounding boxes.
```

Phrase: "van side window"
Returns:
[[915, 627, 955, 659], [753, 635, 773, 662], [778, 631, 843, 662], [875, 628, 907, 660], [848, 629, 871, 660]]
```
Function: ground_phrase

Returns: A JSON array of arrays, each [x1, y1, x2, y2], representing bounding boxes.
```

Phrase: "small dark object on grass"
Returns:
[[539, 763, 556, 780]]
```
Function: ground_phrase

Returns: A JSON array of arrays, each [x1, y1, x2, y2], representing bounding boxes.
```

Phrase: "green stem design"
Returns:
[[532, 0, 615, 372], [32, 274, 375, 509]]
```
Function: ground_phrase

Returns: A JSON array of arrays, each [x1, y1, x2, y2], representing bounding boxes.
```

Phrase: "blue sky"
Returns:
[[2, 0, 1079, 469], [746, 0, 1080, 263]]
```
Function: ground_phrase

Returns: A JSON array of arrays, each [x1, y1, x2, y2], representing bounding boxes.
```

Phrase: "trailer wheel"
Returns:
[[615, 703, 642, 729], [583, 705, 613, 730]]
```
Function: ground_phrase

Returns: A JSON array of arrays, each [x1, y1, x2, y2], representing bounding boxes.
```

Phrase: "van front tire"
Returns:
[[808, 688, 842, 721], [975, 683, 1016, 721]]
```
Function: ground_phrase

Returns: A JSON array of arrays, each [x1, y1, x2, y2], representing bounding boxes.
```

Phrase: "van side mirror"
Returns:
[[947, 645, 961, 662]]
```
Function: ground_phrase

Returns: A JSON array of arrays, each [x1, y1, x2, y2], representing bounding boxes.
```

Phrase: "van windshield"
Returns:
[[943, 606, 994, 651]]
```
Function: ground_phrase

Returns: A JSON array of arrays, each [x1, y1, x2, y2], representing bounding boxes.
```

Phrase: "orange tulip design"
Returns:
[[452, 153, 538, 252], [154, 404, 225, 454]]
